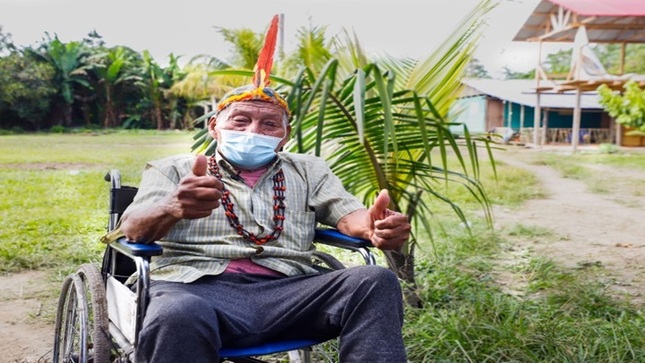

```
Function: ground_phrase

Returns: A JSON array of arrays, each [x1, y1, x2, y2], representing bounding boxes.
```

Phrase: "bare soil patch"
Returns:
[[0, 270, 57, 363], [492, 146, 645, 305], [3, 162, 98, 171]]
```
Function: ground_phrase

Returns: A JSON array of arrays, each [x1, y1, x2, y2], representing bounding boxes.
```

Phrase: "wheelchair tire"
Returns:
[[53, 263, 111, 363], [312, 251, 346, 270]]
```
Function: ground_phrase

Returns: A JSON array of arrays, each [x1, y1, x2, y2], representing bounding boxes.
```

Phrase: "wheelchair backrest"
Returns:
[[103, 170, 140, 283]]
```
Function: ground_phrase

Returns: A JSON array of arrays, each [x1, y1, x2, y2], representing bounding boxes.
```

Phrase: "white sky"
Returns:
[[0, 0, 568, 79]]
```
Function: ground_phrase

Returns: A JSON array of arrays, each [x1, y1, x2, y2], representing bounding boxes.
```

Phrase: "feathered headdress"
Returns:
[[215, 15, 290, 116]]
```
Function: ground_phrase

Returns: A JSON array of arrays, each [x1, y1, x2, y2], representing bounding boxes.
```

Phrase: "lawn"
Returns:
[[0, 131, 195, 274], [2, 132, 644, 362]]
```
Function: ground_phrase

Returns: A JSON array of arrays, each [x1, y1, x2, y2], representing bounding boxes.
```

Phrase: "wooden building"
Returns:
[[512, 0, 645, 149], [452, 78, 618, 145]]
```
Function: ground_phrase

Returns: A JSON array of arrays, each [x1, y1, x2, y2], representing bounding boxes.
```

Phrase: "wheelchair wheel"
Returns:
[[312, 251, 345, 270], [53, 263, 111, 363]]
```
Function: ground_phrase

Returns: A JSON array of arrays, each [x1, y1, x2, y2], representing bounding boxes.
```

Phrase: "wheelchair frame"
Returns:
[[52, 169, 376, 363]]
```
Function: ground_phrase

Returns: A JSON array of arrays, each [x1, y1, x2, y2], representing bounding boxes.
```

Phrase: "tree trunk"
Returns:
[[384, 190, 424, 308], [63, 103, 73, 126], [383, 248, 423, 308], [103, 85, 116, 128], [154, 100, 164, 130]]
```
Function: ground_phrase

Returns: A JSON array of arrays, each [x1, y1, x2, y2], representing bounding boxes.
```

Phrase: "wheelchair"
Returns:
[[52, 168, 376, 363]]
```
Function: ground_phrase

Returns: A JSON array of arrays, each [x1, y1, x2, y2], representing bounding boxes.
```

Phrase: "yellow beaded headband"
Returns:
[[216, 15, 290, 117]]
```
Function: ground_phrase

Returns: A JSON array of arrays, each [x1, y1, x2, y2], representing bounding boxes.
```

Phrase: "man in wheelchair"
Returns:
[[101, 17, 410, 363]]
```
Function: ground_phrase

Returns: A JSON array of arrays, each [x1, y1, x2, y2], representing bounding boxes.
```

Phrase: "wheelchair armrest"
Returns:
[[314, 228, 376, 265], [110, 230, 369, 260], [111, 231, 366, 257], [314, 228, 373, 248], [110, 237, 163, 258]]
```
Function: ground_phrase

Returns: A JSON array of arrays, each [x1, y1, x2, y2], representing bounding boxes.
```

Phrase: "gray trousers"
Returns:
[[136, 265, 407, 363]]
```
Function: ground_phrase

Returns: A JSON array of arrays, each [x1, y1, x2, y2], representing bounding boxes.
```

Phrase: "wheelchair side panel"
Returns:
[[106, 276, 138, 344]]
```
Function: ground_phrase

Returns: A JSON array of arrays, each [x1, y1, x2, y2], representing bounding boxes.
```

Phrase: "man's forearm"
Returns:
[[119, 198, 180, 243], [336, 209, 371, 240]]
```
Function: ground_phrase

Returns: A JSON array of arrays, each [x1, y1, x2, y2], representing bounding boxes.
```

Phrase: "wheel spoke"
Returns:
[[53, 264, 111, 363], [63, 286, 78, 360]]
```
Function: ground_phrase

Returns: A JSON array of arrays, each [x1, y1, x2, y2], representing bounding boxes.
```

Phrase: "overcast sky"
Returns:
[[0, 0, 564, 78]]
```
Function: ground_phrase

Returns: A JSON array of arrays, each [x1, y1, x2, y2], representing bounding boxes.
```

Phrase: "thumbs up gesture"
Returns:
[[192, 153, 209, 177], [366, 189, 411, 250], [169, 154, 223, 220]]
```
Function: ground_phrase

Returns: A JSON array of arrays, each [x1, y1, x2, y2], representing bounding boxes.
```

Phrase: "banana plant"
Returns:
[[25, 34, 93, 126]]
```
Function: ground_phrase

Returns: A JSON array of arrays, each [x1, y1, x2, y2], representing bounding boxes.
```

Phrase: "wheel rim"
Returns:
[[54, 265, 108, 363], [63, 275, 89, 362]]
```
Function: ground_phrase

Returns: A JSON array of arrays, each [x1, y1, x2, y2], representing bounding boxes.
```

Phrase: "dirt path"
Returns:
[[0, 270, 56, 363], [2, 147, 644, 362], [492, 147, 645, 304]]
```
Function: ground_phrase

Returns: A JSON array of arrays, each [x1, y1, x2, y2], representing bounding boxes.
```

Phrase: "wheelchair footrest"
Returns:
[[220, 339, 324, 358]]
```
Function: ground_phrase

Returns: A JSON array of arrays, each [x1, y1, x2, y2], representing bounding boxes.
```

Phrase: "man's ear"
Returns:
[[207, 116, 218, 140], [278, 124, 292, 151]]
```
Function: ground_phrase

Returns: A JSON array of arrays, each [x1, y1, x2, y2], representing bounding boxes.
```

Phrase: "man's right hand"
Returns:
[[120, 154, 223, 243], [167, 154, 223, 220]]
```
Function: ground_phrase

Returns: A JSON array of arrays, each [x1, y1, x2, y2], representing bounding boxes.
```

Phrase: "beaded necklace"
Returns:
[[208, 156, 285, 245]]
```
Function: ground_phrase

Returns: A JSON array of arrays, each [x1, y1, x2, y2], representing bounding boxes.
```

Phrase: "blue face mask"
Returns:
[[217, 129, 284, 170]]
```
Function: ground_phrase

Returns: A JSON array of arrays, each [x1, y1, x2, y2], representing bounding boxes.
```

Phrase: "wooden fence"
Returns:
[[518, 128, 613, 145]]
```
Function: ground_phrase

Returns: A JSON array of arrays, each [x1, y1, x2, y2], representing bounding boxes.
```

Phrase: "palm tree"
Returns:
[[173, 26, 271, 122], [290, 1, 497, 306], [282, 23, 333, 76], [193, 0, 497, 306], [169, 61, 227, 129]]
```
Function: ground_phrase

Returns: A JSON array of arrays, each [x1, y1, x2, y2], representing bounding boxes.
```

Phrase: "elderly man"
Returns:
[[113, 15, 410, 363]]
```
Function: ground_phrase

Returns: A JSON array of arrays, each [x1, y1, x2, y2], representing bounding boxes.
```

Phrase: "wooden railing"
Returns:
[[519, 128, 612, 145]]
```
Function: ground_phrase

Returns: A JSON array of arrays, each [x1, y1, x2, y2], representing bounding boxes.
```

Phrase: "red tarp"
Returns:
[[547, 0, 645, 17]]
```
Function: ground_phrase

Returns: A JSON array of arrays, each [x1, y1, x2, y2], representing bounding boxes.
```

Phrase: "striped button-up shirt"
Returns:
[[110, 152, 365, 283]]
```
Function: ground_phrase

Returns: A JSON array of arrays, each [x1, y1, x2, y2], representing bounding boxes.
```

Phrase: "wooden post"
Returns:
[[541, 111, 548, 145], [572, 88, 582, 153], [533, 41, 543, 146], [533, 94, 541, 145]]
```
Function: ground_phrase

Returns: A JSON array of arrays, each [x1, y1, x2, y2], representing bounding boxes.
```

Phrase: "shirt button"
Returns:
[[255, 246, 264, 254]]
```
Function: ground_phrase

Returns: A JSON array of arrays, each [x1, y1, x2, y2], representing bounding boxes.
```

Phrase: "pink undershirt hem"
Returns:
[[223, 166, 285, 277]]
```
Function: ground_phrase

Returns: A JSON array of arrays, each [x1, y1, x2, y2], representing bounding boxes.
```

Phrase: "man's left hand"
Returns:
[[367, 190, 411, 250]]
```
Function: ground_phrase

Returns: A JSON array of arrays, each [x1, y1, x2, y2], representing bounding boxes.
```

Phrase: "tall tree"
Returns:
[[140, 50, 169, 130], [0, 51, 56, 130], [0, 26, 16, 55], [25, 34, 93, 126], [169, 60, 228, 129], [465, 58, 491, 79], [216, 26, 265, 70], [176, 25, 278, 118], [282, 23, 333, 77], [543, 48, 572, 78], [595, 43, 645, 75], [91, 46, 142, 128]]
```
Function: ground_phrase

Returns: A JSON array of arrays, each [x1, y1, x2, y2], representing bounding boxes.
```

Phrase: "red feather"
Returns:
[[253, 14, 279, 88]]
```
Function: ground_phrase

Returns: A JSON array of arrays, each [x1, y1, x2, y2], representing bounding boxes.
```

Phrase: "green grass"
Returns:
[[403, 147, 645, 362], [0, 131, 194, 274], [2, 133, 645, 362], [527, 150, 645, 198], [406, 223, 645, 362]]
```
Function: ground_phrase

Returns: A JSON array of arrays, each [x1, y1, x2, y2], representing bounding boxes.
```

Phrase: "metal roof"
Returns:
[[513, 0, 645, 43], [461, 78, 604, 109]]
